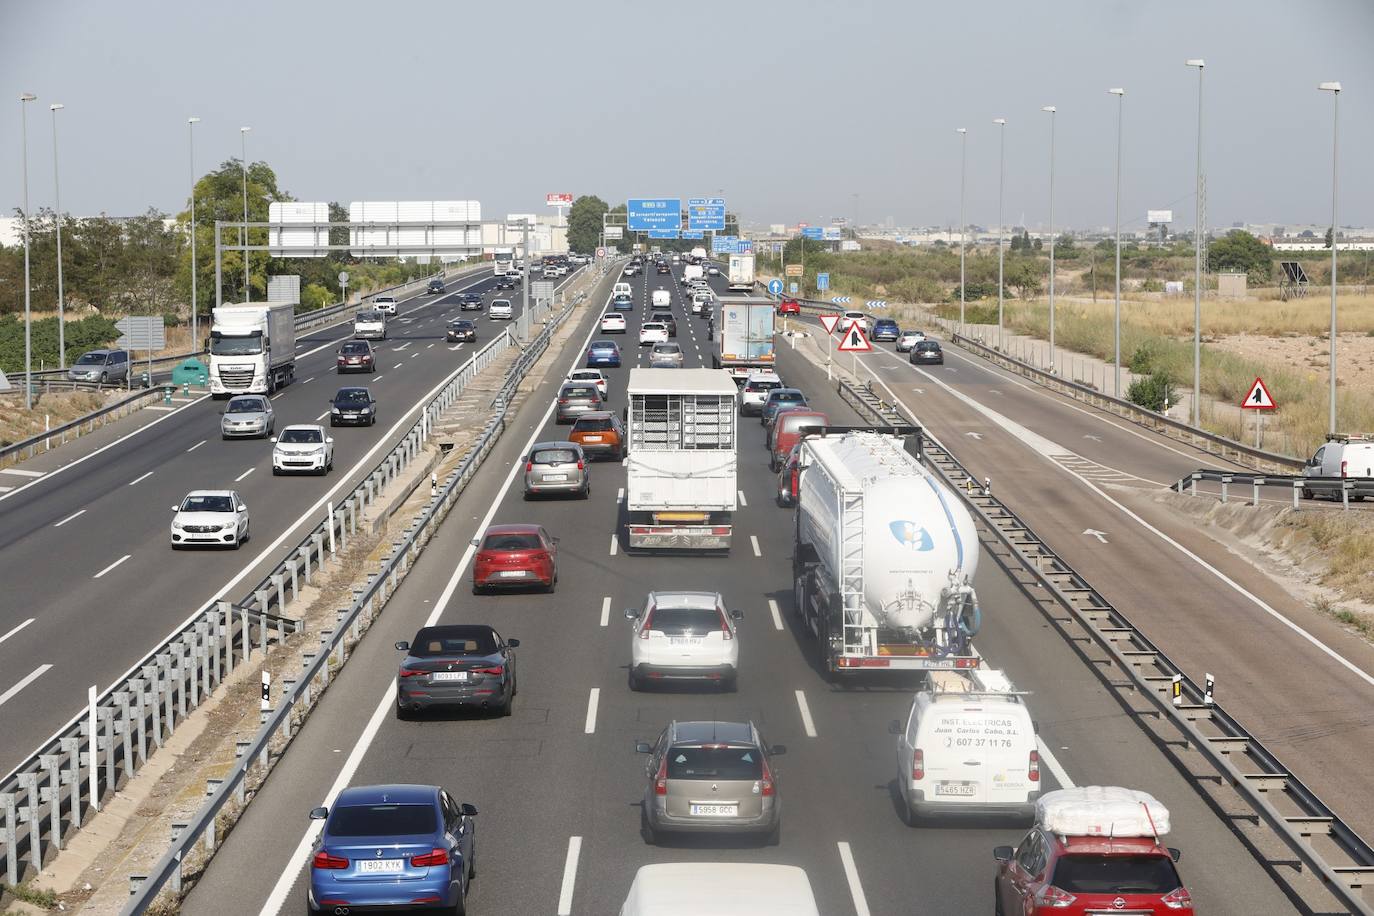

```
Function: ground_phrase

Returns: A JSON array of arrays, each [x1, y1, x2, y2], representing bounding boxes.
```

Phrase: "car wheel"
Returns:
[[395, 700, 414, 721], [580, 482, 590, 500], [640, 807, 658, 846], [272, 467, 282, 476], [500, 686, 514, 717], [763, 821, 781, 847], [723, 673, 738, 693], [471, 582, 484, 596], [450, 883, 467, 916], [329, 419, 337, 427], [628, 668, 642, 692]]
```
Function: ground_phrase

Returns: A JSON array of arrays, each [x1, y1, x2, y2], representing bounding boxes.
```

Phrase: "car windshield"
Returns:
[[781, 414, 823, 433], [591, 341, 616, 351], [1051, 855, 1181, 895], [226, 399, 265, 413], [182, 495, 234, 513], [328, 804, 436, 837], [375, 298, 395, 305], [747, 380, 781, 392], [410, 629, 497, 656], [532, 447, 579, 464], [74, 352, 106, 366], [210, 332, 262, 356], [916, 342, 941, 351], [279, 428, 323, 444], [770, 391, 804, 404], [573, 416, 614, 432], [356, 312, 382, 323], [482, 532, 542, 551], [451, 321, 473, 329], [647, 606, 721, 635], [666, 746, 762, 781], [653, 344, 680, 354], [340, 342, 369, 354], [335, 390, 370, 404], [563, 386, 598, 399]]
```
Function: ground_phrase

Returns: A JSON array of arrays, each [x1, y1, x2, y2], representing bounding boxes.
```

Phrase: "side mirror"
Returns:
[[730, 610, 744, 620], [309, 806, 329, 820], [460, 803, 478, 817], [993, 846, 1013, 862], [624, 608, 639, 620], [171, 505, 180, 512], [506, 638, 520, 648], [634, 741, 652, 754], [269, 436, 278, 443], [1168, 847, 1182, 863], [770, 744, 787, 756], [888, 719, 902, 735], [395, 641, 410, 652], [325, 437, 334, 444]]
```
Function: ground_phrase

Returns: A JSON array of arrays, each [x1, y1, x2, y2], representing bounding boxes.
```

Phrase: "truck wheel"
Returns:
[[1301, 487, 1314, 500]]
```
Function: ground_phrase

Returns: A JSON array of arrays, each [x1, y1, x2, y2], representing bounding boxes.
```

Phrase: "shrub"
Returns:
[[1126, 370, 1175, 412]]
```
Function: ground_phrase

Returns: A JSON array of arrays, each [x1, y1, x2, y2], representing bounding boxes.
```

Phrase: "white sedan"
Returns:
[[639, 322, 669, 346], [272, 424, 335, 475], [707, 265, 720, 276], [171, 490, 250, 549], [600, 313, 628, 334], [489, 299, 514, 320], [567, 368, 609, 399]]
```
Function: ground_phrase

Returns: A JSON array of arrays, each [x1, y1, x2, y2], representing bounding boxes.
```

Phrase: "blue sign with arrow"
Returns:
[[816, 272, 830, 291], [681, 230, 704, 240], [767, 279, 784, 296], [687, 198, 726, 232], [647, 229, 680, 239]]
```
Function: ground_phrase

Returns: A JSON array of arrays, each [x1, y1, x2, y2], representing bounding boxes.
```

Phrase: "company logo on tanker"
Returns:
[[889, 521, 934, 551]]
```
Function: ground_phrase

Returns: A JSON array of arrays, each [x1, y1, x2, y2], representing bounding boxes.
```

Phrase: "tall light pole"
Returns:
[[1320, 81, 1342, 436], [994, 118, 1007, 349], [1109, 87, 1125, 396], [852, 192, 859, 231], [1187, 60, 1205, 425], [19, 93, 37, 410], [240, 126, 251, 302], [1042, 105, 1057, 373], [188, 117, 201, 351], [957, 128, 968, 336], [50, 103, 66, 369]]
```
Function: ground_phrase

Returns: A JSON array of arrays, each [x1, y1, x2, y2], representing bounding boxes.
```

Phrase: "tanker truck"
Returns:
[[792, 428, 981, 676]]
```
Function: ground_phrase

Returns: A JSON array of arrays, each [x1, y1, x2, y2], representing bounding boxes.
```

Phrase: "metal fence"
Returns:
[[1175, 468, 1372, 509], [0, 385, 178, 471]]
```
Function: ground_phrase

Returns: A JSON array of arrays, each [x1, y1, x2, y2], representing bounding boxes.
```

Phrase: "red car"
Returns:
[[776, 297, 801, 316], [776, 445, 802, 507], [768, 409, 828, 471], [471, 524, 559, 594], [994, 831, 1192, 914]]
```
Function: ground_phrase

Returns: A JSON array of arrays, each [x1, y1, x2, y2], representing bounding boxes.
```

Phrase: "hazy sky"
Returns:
[[3, 0, 1372, 233]]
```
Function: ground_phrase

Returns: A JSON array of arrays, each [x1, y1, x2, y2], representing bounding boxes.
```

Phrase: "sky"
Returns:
[[2, 0, 1372, 234]]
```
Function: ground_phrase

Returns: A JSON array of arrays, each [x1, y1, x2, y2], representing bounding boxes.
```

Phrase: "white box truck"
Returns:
[[712, 296, 776, 381], [209, 303, 297, 397], [681, 264, 704, 284], [625, 368, 738, 551], [727, 253, 755, 292], [792, 429, 981, 676]]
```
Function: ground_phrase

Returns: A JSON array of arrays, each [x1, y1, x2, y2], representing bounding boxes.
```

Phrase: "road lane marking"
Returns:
[[557, 836, 583, 916], [768, 599, 783, 631], [302, 376, 314, 384], [584, 688, 600, 734], [235, 467, 255, 482], [94, 554, 131, 579], [54, 508, 86, 527], [0, 467, 45, 478], [609, 534, 618, 556], [794, 689, 817, 737], [372, 374, 384, 381], [314, 411, 330, 422], [427, 343, 435, 349], [186, 439, 206, 452], [394, 342, 411, 351], [449, 344, 464, 351], [600, 597, 611, 627], [0, 665, 53, 707], [750, 535, 761, 557], [616, 487, 624, 503], [392, 363, 403, 369], [0, 618, 35, 647], [737, 489, 747, 507], [129, 471, 153, 486], [410, 352, 419, 359], [837, 842, 872, 916]]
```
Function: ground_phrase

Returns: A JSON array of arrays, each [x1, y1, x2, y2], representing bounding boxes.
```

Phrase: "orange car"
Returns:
[[568, 411, 626, 460]]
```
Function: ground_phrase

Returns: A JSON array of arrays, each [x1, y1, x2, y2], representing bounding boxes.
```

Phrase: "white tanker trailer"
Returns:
[[791, 428, 981, 676]]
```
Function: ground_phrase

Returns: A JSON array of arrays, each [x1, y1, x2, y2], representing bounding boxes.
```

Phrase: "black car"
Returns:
[[458, 292, 484, 310], [649, 311, 677, 337], [656, 262, 671, 274], [909, 340, 944, 365], [446, 319, 477, 343], [426, 278, 445, 295], [330, 387, 377, 427], [495, 275, 518, 290], [395, 624, 519, 718]]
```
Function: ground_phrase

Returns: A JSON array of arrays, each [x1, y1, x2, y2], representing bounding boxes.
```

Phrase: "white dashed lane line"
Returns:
[[93, 554, 132, 579], [129, 471, 153, 486], [600, 597, 612, 627], [583, 688, 600, 734], [235, 467, 255, 482], [794, 689, 818, 737], [768, 599, 783, 631], [187, 439, 206, 453], [54, 508, 86, 527], [750, 535, 762, 557]]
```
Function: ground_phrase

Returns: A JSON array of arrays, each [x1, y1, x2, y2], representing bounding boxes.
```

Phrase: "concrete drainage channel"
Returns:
[[0, 264, 609, 914]]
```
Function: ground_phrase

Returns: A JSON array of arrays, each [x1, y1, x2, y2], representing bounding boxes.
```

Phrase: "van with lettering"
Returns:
[[889, 668, 1040, 823]]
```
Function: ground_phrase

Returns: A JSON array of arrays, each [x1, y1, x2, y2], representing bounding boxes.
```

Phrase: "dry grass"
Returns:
[[1018, 291, 1374, 339], [0, 388, 123, 448]]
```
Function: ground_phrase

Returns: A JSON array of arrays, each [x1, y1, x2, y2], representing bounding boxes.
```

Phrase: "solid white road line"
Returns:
[[0, 618, 36, 647], [794, 689, 818, 737], [768, 599, 783, 631], [600, 597, 612, 627], [836, 842, 872, 916], [53, 508, 86, 527], [584, 688, 600, 734], [1037, 738, 1075, 789], [609, 534, 618, 556], [750, 535, 761, 557], [129, 471, 153, 486], [0, 467, 45, 478], [737, 489, 747, 507], [235, 467, 255, 482], [186, 439, 206, 453], [394, 342, 411, 351], [143, 406, 175, 412], [557, 836, 583, 916], [93, 554, 131, 579], [616, 486, 624, 503], [0, 665, 53, 707]]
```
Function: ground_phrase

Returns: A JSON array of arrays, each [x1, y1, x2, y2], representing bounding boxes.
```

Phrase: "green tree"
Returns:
[[1207, 229, 1272, 280], [567, 195, 609, 255], [1005, 259, 1041, 299], [1324, 226, 1334, 248], [177, 158, 291, 308]]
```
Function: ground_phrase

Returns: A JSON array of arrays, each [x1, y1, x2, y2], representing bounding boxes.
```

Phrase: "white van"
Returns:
[[612, 282, 633, 300], [620, 863, 819, 916], [651, 289, 672, 308], [1303, 435, 1374, 501], [891, 669, 1040, 822]]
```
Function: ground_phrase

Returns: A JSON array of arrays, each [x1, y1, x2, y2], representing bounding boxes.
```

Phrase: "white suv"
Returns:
[[373, 295, 398, 315], [272, 424, 335, 476], [739, 371, 784, 415], [489, 299, 514, 320], [625, 591, 743, 691], [639, 322, 669, 346]]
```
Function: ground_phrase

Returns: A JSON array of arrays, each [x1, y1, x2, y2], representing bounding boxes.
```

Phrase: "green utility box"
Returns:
[[171, 358, 209, 386]]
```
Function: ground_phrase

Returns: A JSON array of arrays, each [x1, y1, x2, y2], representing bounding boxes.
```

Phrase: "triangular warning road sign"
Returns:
[[836, 321, 873, 352], [819, 313, 841, 334], [1241, 376, 1277, 410]]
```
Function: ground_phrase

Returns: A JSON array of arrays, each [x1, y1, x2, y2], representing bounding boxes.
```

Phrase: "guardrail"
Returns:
[[0, 385, 177, 471], [836, 374, 1374, 916], [1174, 468, 1372, 509]]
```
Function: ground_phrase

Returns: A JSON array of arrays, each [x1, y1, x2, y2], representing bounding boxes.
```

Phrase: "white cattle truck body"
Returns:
[[626, 368, 738, 551], [209, 303, 296, 396]]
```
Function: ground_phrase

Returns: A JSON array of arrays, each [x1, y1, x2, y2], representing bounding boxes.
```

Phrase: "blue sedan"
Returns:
[[586, 340, 622, 368], [308, 784, 477, 914]]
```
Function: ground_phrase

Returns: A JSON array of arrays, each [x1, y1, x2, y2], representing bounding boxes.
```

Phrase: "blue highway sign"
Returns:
[[627, 198, 682, 231]]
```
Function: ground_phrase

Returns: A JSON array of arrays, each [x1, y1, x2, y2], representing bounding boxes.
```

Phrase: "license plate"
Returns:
[[936, 782, 977, 797], [499, 570, 527, 578], [545, 474, 568, 481], [357, 859, 404, 873], [432, 671, 468, 682], [582, 436, 602, 442], [689, 803, 738, 817], [669, 638, 704, 647]]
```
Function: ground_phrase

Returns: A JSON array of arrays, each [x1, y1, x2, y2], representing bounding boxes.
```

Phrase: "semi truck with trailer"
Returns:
[[712, 296, 777, 382], [625, 368, 738, 551], [208, 302, 297, 397], [792, 428, 982, 677]]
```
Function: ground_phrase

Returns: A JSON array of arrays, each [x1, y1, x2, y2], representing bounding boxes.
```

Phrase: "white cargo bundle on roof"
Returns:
[[1035, 786, 1171, 838]]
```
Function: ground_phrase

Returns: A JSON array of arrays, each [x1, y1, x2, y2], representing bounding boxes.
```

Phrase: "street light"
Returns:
[[1186, 60, 1205, 425], [994, 118, 1007, 350], [1108, 87, 1125, 396], [1042, 106, 1057, 373], [957, 128, 968, 336], [50, 103, 66, 369], [19, 93, 37, 410], [1320, 81, 1341, 436], [240, 126, 251, 303], [188, 117, 201, 352]]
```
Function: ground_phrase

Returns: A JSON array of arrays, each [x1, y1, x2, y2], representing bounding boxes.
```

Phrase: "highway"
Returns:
[[186, 263, 1295, 915], [0, 267, 581, 779]]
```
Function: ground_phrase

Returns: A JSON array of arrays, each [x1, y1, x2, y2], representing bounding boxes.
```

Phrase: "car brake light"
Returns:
[[525, 460, 533, 473], [312, 850, 348, 870], [1029, 749, 1040, 782], [1034, 886, 1076, 908], [1162, 886, 1194, 909], [654, 754, 668, 795], [719, 610, 733, 640], [474, 666, 504, 676], [577, 459, 585, 470], [760, 757, 775, 797], [558, 398, 568, 404], [912, 748, 924, 781], [410, 847, 448, 867]]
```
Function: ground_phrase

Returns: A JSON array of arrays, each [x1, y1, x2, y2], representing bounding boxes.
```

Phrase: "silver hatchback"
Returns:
[[649, 343, 684, 368], [556, 382, 604, 424], [220, 394, 274, 439], [523, 442, 590, 499]]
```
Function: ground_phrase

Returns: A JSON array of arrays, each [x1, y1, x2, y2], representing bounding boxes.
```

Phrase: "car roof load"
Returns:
[[1035, 786, 1171, 838]]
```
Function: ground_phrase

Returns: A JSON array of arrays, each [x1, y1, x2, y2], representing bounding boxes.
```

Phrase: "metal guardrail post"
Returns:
[[170, 821, 188, 894], [114, 690, 133, 777], [273, 573, 286, 613], [301, 655, 315, 706], [18, 773, 41, 872], [1221, 475, 1231, 503], [40, 754, 62, 851], [220, 602, 234, 678], [203, 780, 222, 852], [1293, 480, 1302, 509], [2, 792, 16, 885], [60, 736, 82, 827], [233, 742, 250, 805], [1343, 481, 1351, 510], [1252, 477, 1263, 506]]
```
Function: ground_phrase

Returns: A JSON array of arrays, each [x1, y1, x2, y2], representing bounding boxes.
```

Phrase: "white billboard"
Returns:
[[349, 201, 482, 257], [604, 226, 625, 239], [268, 201, 329, 257], [1147, 209, 1174, 224]]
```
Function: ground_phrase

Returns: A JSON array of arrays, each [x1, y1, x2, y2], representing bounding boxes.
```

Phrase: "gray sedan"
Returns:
[[220, 395, 274, 439]]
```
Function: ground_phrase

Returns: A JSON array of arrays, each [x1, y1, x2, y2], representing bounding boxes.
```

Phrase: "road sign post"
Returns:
[[338, 270, 349, 306], [816, 272, 830, 292]]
